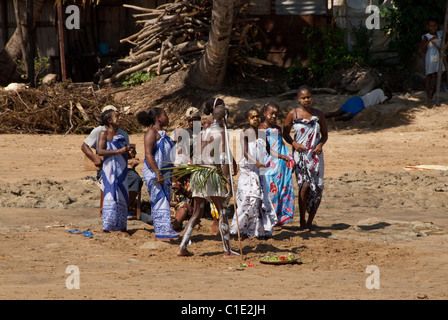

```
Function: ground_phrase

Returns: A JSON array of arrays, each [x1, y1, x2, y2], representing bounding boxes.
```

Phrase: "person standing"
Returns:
[[80, 105, 129, 217], [419, 19, 446, 104], [283, 86, 328, 231], [259, 102, 295, 228], [137, 108, 180, 241], [230, 107, 278, 239], [97, 109, 130, 232]]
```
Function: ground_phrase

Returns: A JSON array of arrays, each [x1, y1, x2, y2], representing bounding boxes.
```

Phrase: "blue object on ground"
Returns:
[[82, 231, 93, 238]]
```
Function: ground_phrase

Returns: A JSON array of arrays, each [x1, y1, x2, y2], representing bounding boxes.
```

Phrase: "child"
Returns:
[[283, 86, 328, 231], [127, 144, 143, 220], [419, 19, 446, 103], [97, 109, 130, 232], [258, 102, 295, 229], [170, 175, 193, 231], [177, 105, 238, 258], [137, 108, 180, 241], [230, 108, 278, 239]]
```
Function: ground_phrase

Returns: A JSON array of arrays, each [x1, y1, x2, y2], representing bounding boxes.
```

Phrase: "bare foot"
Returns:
[[177, 247, 194, 257]]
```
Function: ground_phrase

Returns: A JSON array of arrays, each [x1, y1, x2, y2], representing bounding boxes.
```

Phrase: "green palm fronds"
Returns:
[[160, 163, 228, 193]]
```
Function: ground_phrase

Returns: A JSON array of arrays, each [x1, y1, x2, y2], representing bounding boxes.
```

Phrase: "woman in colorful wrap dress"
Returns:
[[259, 102, 295, 228], [137, 108, 180, 240], [283, 86, 328, 231], [97, 109, 130, 232]]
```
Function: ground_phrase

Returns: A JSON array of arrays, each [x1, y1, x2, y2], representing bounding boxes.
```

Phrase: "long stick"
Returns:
[[224, 122, 243, 259]]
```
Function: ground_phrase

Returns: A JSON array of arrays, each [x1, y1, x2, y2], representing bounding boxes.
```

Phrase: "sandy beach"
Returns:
[[1, 89, 448, 301]]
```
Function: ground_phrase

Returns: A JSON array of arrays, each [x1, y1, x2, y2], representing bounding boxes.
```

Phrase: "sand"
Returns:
[[1, 90, 448, 301]]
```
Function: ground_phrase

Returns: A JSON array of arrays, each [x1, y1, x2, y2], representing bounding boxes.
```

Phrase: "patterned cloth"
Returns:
[[142, 130, 180, 239], [231, 136, 277, 238], [170, 180, 192, 218], [292, 115, 324, 214], [264, 127, 295, 225], [102, 134, 129, 231]]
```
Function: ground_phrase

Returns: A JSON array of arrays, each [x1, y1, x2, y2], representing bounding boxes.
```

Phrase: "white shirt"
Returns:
[[84, 126, 129, 151], [361, 89, 387, 108]]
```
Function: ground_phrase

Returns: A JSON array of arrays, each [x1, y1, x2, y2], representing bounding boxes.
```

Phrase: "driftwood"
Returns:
[[94, 0, 268, 86], [0, 84, 140, 134]]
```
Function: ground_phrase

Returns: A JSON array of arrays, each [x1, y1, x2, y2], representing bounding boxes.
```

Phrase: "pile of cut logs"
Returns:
[[94, 0, 265, 85]]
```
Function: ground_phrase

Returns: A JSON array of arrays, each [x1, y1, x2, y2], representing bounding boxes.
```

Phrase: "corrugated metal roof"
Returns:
[[275, 0, 327, 15]]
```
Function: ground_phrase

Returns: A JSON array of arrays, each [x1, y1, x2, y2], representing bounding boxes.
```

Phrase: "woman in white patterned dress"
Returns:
[[283, 85, 328, 231], [230, 108, 278, 239]]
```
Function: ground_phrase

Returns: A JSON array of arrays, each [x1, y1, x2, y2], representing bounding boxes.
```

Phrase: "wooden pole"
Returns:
[[224, 123, 243, 260], [57, 3, 67, 81], [435, 0, 448, 106], [26, 0, 35, 88]]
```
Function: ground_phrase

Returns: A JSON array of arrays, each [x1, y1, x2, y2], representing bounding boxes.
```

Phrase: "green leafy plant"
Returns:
[[14, 50, 50, 84], [300, 24, 361, 84], [122, 71, 154, 87], [382, 0, 447, 63]]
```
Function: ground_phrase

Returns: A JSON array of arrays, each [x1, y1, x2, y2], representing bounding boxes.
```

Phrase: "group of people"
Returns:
[[82, 85, 331, 258], [78, 17, 448, 259]]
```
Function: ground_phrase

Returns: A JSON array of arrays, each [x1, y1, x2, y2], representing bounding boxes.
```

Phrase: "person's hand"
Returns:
[[280, 154, 289, 162], [119, 146, 130, 154], [256, 161, 265, 169], [292, 141, 306, 152], [313, 144, 323, 155], [93, 157, 103, 168], [156, 171, 165, 184]]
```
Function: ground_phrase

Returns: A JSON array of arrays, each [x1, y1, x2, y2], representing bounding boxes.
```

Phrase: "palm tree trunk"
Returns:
[[185, 0, 234, 90], [0, 0, 45, 86]]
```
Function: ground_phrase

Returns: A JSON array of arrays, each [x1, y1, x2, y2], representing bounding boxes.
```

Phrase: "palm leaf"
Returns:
[[159, 162, 228, 193]]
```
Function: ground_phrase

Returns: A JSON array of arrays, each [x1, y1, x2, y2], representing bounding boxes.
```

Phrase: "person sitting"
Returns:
[[324, 88, 392, 121]]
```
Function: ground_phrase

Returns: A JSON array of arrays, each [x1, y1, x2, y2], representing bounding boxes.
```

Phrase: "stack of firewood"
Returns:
[[93, 0, 266, 86]]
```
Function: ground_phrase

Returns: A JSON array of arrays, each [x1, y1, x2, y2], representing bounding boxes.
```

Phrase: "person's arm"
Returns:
[[242, 129, 264, 168], [313, 110, 328, 155], [81, 142, 103, 168], [283, 110, 306, 152], [419, 35, 430, 55], [144, 129, 164, 183], [97, 131, 129, 157], [261, 128, 289, 162]]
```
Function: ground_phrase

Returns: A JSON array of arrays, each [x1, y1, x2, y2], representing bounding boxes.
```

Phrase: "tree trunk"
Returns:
[[0, 0, 45, 86], [185, 0, 234, 90]]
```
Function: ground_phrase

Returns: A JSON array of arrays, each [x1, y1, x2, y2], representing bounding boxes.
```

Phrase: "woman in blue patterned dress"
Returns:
[[97, 109, 130, 232], [283, 86, 328, 231], [137, 108, 180, 240], [259, 102, 295, 228]]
